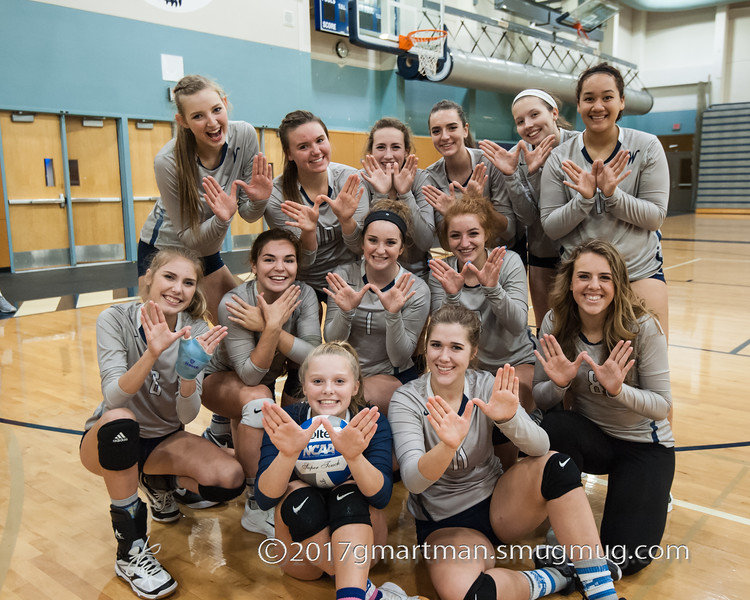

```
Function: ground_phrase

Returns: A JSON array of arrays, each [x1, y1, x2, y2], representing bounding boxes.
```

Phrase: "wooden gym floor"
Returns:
[[1, 213, 749, 600]]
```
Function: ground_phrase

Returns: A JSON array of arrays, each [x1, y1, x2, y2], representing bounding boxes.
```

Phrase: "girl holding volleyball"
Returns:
[[255, 342, 418, 600], [80, 247, 243, 599]]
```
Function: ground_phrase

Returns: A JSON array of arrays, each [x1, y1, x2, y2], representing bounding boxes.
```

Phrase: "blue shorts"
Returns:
[[137, 240, 225, 277], [415, 495, 502, 547]]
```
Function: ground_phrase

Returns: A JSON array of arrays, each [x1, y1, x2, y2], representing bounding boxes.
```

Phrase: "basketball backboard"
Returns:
[[347, 0, 445, 54]]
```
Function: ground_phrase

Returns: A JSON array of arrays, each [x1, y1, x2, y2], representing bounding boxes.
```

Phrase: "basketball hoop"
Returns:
[[398, 29, 447, 78]]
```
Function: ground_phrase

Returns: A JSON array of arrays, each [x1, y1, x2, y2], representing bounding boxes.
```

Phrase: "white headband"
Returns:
[[512, 89, 558, 110]]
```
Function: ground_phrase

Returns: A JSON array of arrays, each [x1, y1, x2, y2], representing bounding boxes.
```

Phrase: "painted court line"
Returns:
[[663, 258, 701, 271], [584, 475, 750, 527]]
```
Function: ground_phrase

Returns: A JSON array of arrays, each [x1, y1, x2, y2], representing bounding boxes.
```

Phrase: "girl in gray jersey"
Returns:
[[138, 75, 273, 321], [534, 240, 674, 576], [201, 229, 322, 537], [389, 304, 621, 600], [422, 100, 515, 247], [242, 110, 370, 297], [428, 194, 536, 423], [539, 63, 670, 336], [79, 248, 243, 600], [480, 90, 578, 329], [324, 200, 430, 414], [360, 118, 435, 279]]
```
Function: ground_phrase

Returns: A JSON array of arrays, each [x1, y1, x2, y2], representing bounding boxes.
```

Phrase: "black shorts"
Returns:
[[137, 240, 225, 277], [528, 253, 560, 270], [415, 495, 501, 547], [508, 234, 528, 269], [80, 427, 181, 472], [394, 364, 420, 385]]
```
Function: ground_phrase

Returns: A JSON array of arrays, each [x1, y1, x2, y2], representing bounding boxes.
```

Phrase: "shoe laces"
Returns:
[[126, 538, 165, 577]]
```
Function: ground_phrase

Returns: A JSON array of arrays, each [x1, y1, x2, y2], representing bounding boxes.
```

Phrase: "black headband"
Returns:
[[363, 210, 407, 239]]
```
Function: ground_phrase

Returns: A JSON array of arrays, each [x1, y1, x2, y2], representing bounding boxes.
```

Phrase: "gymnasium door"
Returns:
[[0, 112, 127, 270]]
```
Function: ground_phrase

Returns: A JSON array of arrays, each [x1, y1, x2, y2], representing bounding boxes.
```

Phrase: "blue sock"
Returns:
[[522, 567, 571, 599], [573, 559, 618, 600], [337, 587, 366, 600], [364, 579, 382, 600]]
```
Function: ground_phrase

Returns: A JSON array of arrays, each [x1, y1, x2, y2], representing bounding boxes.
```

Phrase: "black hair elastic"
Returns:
[[363, 210, 407, 239]]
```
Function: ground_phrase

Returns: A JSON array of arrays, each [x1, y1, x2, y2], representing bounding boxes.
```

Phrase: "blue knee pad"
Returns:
[[280, 487, 328, 542], [198, 482, 245, 502], [541, 452, 582, 500], [464, 573, 496, 600], [97, 419, 139, 471], [328, 483, 371, 535]]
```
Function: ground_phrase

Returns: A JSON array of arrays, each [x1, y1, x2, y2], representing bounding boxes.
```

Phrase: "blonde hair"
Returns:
[[299, 341, 366, 415], [172, 75, 227, 232], [143, 247, 208, 320]]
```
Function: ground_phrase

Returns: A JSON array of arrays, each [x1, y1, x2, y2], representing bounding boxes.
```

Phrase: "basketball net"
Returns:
[[399, 29, 447, 78]]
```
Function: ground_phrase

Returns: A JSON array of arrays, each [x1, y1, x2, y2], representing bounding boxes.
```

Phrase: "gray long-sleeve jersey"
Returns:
[[207, 280, 322, 387], [533, 311, 673, 446], [86, 302, 208, 437], [424, 147, 516, 245], [389, 370, 549, 521], [324, 262, 430, 377], [539, 127, 669, 280], [428, 249, 535, 370], [503, 129, 579, 258], [242, 163, 370, 292], [361, 168, 436, 279], [139, 121, 260, 256]]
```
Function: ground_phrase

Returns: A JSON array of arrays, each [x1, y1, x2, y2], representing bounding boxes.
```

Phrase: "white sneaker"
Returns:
[[240, 497, 275, 537], [378, 582, 421, 600], [115, 538, 177, 599], [138, 474, 180, 523], [667, 492, 674, 513]]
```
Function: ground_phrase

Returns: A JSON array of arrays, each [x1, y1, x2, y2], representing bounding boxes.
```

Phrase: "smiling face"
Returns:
[[286, 121, 331, 176], [363, 219, 403, 275], [370, 127, 407, 170], [426, 322, 476, 389], [447, 213, 487, 267], [303, 355, 359, 419], [144, 256, 198, 319], [251, 239, 297, 298], [512, 96, 559, 146], [175, 87, 228, 155], [570, 251, 615, 320], [429, 109, 469, 158], [577, 72, 625, 134]]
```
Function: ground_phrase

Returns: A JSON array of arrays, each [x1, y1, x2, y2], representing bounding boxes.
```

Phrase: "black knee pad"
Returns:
[[464, 572, 496, 600], [198, 482, 245, 502], [97, 419, 139, 471], [280, 487, 328, 542], [328, 483, 371, 535], [541, 452, 582, 500]]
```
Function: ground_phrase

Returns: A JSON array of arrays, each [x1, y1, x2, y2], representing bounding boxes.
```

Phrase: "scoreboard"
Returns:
[[314, 0, 382, 37]]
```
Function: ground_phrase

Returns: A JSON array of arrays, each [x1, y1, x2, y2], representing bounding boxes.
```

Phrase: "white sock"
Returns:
[[522, 567, 571, 599]]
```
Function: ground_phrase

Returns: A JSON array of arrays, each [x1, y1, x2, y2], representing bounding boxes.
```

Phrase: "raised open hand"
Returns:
[[473, 364, 519, 423], [425, 394, 473, 451], [225, 294, 264, 332], [534, 333, 585, 388], [561, 160, 597, 200], [596, 149, 632, 197], [464, 246, 505, 288], [581, 339, 634, 396], [370, 272, 416, 313], [393, 154, 418, 195], [479, 139, 521, 176], [323, 272, 371, 312], [202, 175, 239, 221], [262, 402, 318, 458], [195, 324, 227, 354], [422, 183, 456, 216], [429, 257, 467, 296], [523, 134, 556, 175], [235, 152, 273, 202], [280, 196, 323, 234], [361, 155, 393, 195], [141, 301, 190, 359], [321, 407, 379, 461], [327, 173, 364, 223], [258, 285, 301, 329]]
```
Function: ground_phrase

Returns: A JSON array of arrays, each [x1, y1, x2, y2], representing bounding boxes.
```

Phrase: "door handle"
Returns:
[[59, 193, 66, 208]]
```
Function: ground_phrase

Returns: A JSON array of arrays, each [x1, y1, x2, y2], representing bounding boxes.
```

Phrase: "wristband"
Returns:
[[175, 337, 211, 380]]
